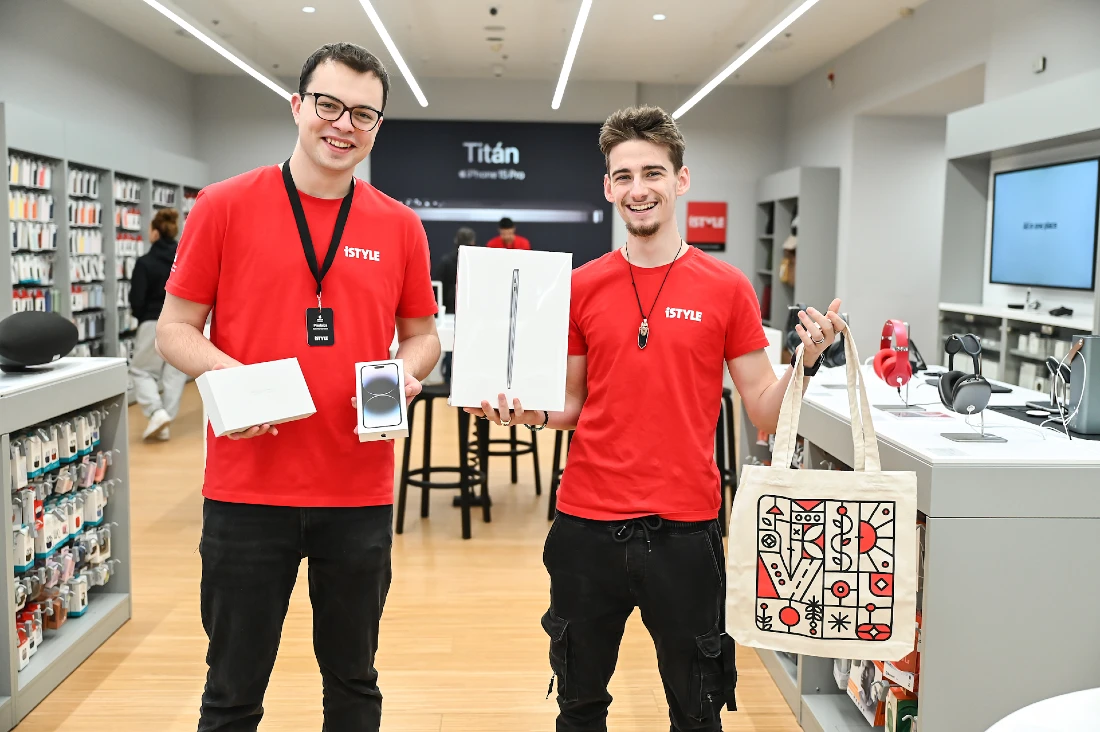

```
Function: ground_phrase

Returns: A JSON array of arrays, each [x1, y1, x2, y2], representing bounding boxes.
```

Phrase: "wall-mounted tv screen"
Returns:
[[990, 157, 1100, 291]]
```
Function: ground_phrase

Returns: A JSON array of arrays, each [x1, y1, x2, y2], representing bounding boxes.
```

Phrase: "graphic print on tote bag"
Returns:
[[756, 496, 896, 643]]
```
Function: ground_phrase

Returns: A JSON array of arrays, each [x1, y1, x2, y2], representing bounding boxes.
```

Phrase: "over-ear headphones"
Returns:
[[873, 319, 911, 387], [938, 333, 992, 414]]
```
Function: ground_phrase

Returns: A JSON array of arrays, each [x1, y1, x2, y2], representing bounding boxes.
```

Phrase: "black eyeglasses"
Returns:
[[301, 92, 383, 132]]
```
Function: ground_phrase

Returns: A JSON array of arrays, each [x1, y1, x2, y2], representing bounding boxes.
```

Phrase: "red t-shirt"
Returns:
[[166, 165, 438, 507], [558, 246, 768, 522], [486, 234, 531, 250]]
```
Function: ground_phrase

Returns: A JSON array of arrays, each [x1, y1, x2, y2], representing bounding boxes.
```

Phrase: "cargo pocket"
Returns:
[[691, 624, 737, 720], [541, 609, 577, 703]]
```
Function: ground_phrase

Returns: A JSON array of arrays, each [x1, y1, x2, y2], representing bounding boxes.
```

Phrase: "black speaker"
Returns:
[[0, 312, 80, 372]]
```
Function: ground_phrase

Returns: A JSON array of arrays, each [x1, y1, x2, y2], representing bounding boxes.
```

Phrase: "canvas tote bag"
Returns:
[[725, 329, 918, 662]]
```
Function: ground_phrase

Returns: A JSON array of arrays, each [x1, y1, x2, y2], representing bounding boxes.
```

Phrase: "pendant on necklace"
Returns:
[[638, 319, 649, 349]]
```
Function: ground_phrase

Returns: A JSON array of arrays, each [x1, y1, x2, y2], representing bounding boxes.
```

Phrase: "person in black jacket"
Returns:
[[431, 227, 474, 381], [129, 208, 188, 441]]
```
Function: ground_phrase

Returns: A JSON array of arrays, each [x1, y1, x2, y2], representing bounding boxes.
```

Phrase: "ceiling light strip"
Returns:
[[551, 0, 594, 110], [672, 0, 822, 119], [357, 0, 429, 107], [139, 0, 292, 100]]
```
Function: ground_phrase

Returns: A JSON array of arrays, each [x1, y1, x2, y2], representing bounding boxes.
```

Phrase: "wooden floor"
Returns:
[[16, 383, 800, 731]]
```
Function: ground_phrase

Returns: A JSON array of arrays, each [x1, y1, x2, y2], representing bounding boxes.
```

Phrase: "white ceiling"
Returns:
[[64, 0, 931, 89]]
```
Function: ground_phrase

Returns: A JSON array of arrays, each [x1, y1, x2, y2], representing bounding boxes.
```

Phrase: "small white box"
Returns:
[[355, 359, 409, 442], [448, 246, 572, 411], [197, 357, 317, 437]]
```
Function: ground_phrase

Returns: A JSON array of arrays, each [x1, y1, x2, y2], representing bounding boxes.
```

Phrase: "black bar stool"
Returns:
[[546, 429, 574, 520], [716, 387, 737, 535], [397, 383, 490, 540], [467, 423, 542, 495]]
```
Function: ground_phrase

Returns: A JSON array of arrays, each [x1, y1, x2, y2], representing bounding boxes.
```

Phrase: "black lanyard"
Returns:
[[281, 158, 355, 306]]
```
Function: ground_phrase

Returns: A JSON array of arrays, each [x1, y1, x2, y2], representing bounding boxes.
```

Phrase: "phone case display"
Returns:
[[113, 177, 143, 347], [449, 246, 572, 411], [152, 183, 175, 207], [9, 154, 59, 317], [355, 359, 408, 442], [1, 358, 132, 724]]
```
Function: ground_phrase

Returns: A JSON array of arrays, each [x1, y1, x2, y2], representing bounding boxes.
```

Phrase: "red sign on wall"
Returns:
[[687, 201, 727, 252]]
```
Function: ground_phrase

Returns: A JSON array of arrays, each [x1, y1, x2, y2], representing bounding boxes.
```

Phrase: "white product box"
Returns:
[[448, 246, 572, 411], [196, 357, 317, 437], [355, 359, 409, 442]]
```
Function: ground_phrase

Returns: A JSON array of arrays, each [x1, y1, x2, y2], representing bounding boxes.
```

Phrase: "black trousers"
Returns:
[[541, 512, 737, 732], [197, 498, 394, 732]]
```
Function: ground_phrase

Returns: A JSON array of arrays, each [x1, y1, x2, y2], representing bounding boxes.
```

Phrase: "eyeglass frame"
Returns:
[[299, 91, 384, 132]]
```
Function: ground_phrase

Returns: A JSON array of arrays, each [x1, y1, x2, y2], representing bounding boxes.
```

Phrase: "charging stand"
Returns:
[[941, 410, 1007, 443]]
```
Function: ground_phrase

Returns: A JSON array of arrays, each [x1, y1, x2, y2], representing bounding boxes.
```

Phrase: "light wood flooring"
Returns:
[[15, 383, 799, 731]]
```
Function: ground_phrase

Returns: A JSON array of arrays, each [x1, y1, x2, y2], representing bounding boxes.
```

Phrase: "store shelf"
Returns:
[[939, 301, 1093, 332], [800, 694, 866, 732], [756, 648, 800, 717], [16, 593, 129, 720]]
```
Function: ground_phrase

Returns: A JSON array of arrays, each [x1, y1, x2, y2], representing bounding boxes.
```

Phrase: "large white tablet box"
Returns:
[[196, 357, 317, 437], [449, 246, 571, 411]]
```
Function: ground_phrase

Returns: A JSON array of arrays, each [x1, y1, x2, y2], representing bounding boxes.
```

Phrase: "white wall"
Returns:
[[0, 0, 197, 161], [985, 0, 1100, 102], [847, 115, 947, 356], [640, 84, 788, 277]]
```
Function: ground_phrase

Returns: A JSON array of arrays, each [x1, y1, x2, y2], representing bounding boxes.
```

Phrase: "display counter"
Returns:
[[737, 363, 1100, 732]]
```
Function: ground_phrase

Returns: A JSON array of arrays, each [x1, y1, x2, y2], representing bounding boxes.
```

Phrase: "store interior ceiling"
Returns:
[[63, 0, 932, 88]]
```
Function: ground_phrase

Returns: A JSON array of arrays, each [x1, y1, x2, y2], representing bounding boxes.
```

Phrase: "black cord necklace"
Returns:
[[625, 239, 685, 349]]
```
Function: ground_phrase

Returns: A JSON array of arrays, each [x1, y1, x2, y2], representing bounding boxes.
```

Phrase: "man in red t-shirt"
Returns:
[[156, 44, 440, 732], [485, 216, 531, 250], [469, 107, 844, 730]]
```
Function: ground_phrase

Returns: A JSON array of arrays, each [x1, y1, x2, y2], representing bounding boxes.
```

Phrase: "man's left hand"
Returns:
[[796, 298, 846, 365]]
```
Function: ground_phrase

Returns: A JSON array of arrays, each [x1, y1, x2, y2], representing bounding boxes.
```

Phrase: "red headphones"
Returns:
[[874, 319, 911, 387]]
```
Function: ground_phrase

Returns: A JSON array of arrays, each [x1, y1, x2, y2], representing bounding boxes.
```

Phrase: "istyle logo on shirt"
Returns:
[[344, 246, 381, 261], [665, 307, 703, 322]]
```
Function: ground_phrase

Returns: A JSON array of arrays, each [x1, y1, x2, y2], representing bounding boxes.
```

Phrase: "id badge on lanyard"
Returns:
[[282, 158, 355, 346]]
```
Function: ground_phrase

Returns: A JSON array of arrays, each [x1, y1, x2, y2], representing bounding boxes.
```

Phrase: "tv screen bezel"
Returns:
[[989, 155, 1100, 292]]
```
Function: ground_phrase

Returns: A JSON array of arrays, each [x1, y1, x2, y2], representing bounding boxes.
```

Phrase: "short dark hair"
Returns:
[[299, 43, 391, 111], [499, 217, 515, 229], [455, 227, 476, 247], [599, 105, 685, 172]]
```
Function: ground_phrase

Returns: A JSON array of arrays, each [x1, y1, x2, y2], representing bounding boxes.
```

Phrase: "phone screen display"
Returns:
[[360, 364, 403, 430]]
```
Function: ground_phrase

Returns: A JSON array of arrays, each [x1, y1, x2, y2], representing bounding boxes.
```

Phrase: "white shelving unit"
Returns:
[[0, 359, 132, 729], [0, 98, 206, 722]]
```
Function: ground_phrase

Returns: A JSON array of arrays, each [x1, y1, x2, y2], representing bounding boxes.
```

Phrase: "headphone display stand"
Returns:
[[874, 381, 925, 413], [941, 411, 1007, 443]]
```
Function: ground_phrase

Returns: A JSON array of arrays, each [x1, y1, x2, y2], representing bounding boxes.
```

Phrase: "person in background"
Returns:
[[433, 226, 474, 315], [486, 216, 531, 250], [128, 207, 188, 441], [432, 227, 474, 383]]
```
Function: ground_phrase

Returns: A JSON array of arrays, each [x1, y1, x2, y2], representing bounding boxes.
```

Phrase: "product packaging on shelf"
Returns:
[[196, 357, 317, 437], [448, 246, 572, 411], [885, 687, 918, 732], [354, 359, 409, 442]]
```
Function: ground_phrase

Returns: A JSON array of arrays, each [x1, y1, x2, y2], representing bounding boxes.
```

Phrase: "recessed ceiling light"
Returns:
[[653, 13, 666, 21], [302, 6, 316, 12]]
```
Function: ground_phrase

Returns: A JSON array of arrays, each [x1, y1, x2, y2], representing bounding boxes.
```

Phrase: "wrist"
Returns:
[[793, 350, 824, 377]]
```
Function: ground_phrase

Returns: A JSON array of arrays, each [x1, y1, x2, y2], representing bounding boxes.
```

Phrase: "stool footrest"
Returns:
[[404, 466, 484, 490]]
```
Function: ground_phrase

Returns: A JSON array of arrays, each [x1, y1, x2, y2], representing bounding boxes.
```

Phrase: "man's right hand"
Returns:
[[211, 362, 279, 439]]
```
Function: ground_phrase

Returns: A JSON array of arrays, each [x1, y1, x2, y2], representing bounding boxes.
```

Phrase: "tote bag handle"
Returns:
[[771, 326, 881, 473]]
